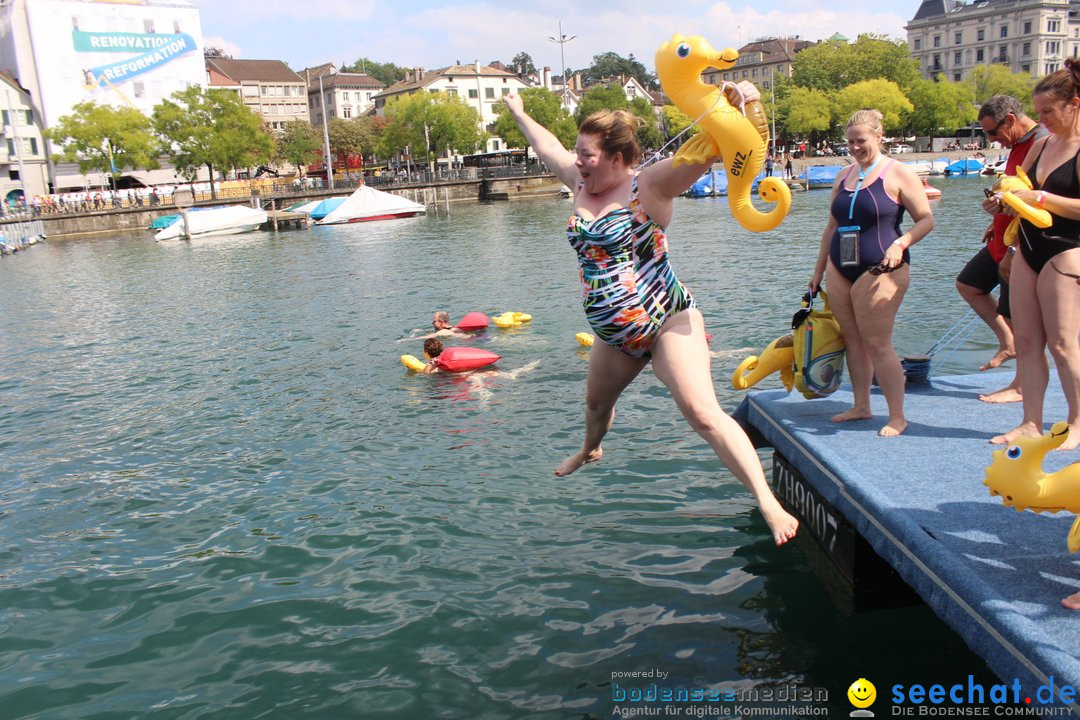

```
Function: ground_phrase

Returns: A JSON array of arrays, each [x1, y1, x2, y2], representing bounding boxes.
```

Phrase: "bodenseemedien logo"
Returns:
[[848, 678, 877, 717]]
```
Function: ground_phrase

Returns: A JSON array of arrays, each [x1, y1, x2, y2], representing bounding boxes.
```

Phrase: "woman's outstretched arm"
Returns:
[[502, 93, 579, 189]]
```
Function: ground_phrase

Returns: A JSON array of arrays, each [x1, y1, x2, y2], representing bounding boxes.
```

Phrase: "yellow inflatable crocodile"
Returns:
[[983, 421, 1080, 552], [655, 33, 790, 232], [992, 167, 1052, 247]]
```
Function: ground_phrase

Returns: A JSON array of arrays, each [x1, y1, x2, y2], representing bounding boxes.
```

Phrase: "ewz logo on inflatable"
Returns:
[[890, 676, 1078, 715]]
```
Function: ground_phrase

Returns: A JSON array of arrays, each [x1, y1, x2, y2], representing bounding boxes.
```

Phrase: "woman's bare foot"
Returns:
[[831, 407, 872, 423], [761, 501, 799, 546], [879, 418, 908, 437], [1055, 424, 1080, 451], [990, 422, 1042, 445], [1062, 591, 1080, 610], [980, 347, 1015, 371], [979, 385, 1022, 404], [554, 448, 603, 477]]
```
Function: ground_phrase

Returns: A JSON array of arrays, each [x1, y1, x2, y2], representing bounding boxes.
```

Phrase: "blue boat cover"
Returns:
[[308, 196, 347, 220], [945, 158, 985, 175], [802, 165, 844, 188]]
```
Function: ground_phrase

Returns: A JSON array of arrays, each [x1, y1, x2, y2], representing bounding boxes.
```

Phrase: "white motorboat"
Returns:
[[154, 205, 268, 241], [315, 185, 426, 225]]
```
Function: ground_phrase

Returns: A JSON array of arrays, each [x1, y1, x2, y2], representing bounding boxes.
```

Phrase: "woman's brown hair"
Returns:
[[578, 110, 642, 165]]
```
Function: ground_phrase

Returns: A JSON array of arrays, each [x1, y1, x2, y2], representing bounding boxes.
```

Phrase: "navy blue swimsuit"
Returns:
[[828, 161, 909, 282], [1019, 144, 1080, 273]]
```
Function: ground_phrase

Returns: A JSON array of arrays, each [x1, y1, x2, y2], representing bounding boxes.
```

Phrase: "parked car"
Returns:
[[889, 144, 914, 154], [831, 144, 850, 156]]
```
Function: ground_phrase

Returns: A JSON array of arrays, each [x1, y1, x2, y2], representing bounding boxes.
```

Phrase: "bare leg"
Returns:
[[956, 280, 1015, 370], [825, 263, 874, 422], [1062, 591, 1080, 610], [991, 253, 1047, 444], [651, 309, 798, 546], [1039, 248, 1080, 450], [850, 265, 910, 436], [555, 338, 647, 476], [979, 317, 1022, 403]]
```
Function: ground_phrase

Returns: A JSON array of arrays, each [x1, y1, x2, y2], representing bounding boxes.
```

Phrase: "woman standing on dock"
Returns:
[[500, 86, 799, 546], [808, 109, 935, 437], [990, 60, 1080, 452]]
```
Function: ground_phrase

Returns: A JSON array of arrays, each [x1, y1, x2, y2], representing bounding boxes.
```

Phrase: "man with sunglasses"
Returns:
[[956, 95, 1047, 402]]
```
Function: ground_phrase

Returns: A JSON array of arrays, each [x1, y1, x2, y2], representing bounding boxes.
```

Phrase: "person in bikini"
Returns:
[[808, 109, 935, 437], [961, 96, 1047, 403], [991, 60, 1080, 458], [501, 84, 798, 547]]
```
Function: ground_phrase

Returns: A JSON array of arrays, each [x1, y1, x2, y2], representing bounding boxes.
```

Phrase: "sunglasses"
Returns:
[[985, 116, 1010, 139], [868, 262, 899, 276]]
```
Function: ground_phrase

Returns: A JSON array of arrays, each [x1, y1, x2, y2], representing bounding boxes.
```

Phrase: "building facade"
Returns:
[[0, 72, 48, 204], [906, 0, 1080, 81], [373, 62, 529, 153], [703, 36, 815, 90], [205, 58, 307, 130], [303, 65, 385, 124]]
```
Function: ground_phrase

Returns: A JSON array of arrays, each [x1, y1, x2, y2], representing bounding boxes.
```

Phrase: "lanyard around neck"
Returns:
[[848, 155, 883, 220]]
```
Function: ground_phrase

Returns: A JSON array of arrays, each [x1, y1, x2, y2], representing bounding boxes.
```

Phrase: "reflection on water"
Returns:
[[0, 179, 1000, 718]]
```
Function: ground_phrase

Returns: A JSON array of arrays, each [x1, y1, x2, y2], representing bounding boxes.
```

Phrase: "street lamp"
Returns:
[[547, 21, 576, 109], [318, 74, 334, 190]]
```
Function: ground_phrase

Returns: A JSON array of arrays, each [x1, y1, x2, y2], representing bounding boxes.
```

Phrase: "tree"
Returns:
[[377, 91, 485, 164], [492, 87, 576, 149], [276, 120, 321, 174], [661, 105, 700, 141], [204, 46, 233, 59], [906, 77, 977, 135], [779, 86, 833, 137], [574, 84, 630, 124], [510, 52, 537, 76], [45, 101, 159, 189], [328, 117, 375, 162], [583, 51, 656, 90], [342, 58, 407, 86], [967, 64, 1036, 111], [152, 86, 274, 198], [833, 79, 914, 132], [791, 34, 920, 93]]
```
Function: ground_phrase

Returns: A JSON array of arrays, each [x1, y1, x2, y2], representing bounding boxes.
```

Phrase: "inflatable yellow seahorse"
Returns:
[[983, 421, 1080, 552], [655, 34, 790, 232], [732, 335, 795, 391], [992, 167, 1052, 247]]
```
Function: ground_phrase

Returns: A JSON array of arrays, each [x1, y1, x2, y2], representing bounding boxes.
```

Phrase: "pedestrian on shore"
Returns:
[[808, 108, 935, 437], [959, 95, 1046, 404], [500, 85, 798, 546], [765, 154, 774, 177], [990, 59, 1080, 456], [784, 152, 793, 179]]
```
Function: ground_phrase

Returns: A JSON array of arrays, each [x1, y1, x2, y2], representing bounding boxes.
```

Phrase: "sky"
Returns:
[[193, 0, 918, 76]]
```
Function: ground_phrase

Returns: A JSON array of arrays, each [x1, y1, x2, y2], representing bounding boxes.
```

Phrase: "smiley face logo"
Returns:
[[847, 678, 877, 709]]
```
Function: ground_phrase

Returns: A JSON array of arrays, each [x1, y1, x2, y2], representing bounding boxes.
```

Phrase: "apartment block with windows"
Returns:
[[206, 57, 308, 130], [907, 0, 1080, 81], [703, 36, 816, 90], [0, 71, 47, 203], [300, 64, 385, 124]]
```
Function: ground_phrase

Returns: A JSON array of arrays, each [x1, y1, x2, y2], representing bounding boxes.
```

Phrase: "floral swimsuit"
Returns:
[[566, 176, 696, 358]]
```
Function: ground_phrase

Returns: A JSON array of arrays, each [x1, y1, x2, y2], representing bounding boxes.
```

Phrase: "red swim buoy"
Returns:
[[434, 346, 501, 372], [455, 312, 489, 331]]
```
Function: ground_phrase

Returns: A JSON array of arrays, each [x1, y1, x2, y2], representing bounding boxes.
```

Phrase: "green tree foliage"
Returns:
[[583, 51, 656, 90], [791, 34, 920, 93], [778, 86, 832, 137], [276, 120, 321, 173], [967, 65, 1036, 111], [377, 91, 485, 162], [510, 52, 537, 76], [630, 97, 662, 150], [572, 85, 660, 152], [328, 117, 375, 161], [152, 86, 273, 197], [833, 79, 914, 132], [492, 88, 576, 149], [45, 101, 159, 188], [661, 105, 700, 141], [906, 77, 977, 135], [342, 58, 407, 86]]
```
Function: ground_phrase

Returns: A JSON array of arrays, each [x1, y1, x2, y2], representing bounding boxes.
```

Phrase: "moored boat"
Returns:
[[922, 178, 942, 199], [315, 186, 426, 225], [801, 165, 844, 189], [154, 205, 268, 241]]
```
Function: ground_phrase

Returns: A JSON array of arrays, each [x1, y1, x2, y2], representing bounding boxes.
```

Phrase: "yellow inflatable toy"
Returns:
[[576, 332, 595, 347], [493, 311, 532, 328], [732, 335, 795, 392], [993, 167, 1052, 247], [401, 354, 427, 372], [983, 421, 1080, 552], [655, 34, 791, 233]]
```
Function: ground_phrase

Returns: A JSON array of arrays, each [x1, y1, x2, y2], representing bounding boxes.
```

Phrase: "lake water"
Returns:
[[0, 177, 1007, 719]]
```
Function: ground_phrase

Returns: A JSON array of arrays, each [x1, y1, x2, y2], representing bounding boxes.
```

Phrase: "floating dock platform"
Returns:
[[734, 371, 1080, 714]]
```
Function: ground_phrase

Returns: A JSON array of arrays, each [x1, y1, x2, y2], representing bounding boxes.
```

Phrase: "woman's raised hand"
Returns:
[[502, 93, 524, 116]]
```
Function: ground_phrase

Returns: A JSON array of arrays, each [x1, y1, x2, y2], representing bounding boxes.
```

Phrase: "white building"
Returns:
[[303, 66, 385, 124], [373, 62, 530, 153], [906, 0, 1080, 81], [0, 71, 48, 204], [0, 0, 205, 189]]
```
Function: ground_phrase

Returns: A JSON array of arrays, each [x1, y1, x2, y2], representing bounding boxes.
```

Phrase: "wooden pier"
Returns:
[[264, 210, 309, 231]]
